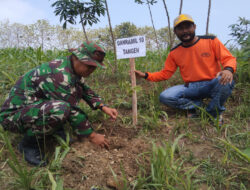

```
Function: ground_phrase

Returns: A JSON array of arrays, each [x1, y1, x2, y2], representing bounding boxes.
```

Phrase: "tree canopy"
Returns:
[[51, 0, 105, 29]]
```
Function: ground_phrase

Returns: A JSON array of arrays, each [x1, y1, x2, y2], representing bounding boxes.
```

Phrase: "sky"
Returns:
[[0, 0, 249, 44]]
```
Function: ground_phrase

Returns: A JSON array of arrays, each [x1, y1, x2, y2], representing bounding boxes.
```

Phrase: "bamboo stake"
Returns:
[[130, 58, 137, 125]]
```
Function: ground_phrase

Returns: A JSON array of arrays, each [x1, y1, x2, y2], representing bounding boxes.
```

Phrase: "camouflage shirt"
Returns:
[[0, 56, 103, 116]]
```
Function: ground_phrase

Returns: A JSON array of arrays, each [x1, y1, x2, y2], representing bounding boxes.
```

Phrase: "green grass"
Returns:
[[129, 134, 200, 190], [0, 47, 249, 189], [0, 128, 41, 190]]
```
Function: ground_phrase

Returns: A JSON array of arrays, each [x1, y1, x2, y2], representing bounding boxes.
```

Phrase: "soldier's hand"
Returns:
[[134, 70, 146, 78], [216, 70, 233, 85], [102, 107, 118, 120], [89, 132, 109, 149]]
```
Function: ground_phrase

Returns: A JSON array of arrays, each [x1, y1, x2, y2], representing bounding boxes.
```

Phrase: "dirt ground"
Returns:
[[62, 122, 150, 190], [59, 106, 225, 190]]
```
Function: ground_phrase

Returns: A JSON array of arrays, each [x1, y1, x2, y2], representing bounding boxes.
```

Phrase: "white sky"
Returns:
[[0, 0, 249, 44]]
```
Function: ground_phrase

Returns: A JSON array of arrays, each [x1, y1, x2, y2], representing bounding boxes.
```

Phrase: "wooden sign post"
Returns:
[[130, 58, 137, 125], [116, 35, 146, 125]]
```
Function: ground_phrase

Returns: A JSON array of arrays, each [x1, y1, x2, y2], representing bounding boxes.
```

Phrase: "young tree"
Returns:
[[229, 17, 250, 49], [135, 0, 161, 52], [54, 26, 82, 49], [51, 0, 105, 41], [138, 26, 155, 50], [0, 20, 10, 48], [0, 21, 25, 48], [11, 23, 25, 48], [229, 17, 250, 82], [157, 27, 175, 49], [161, 0, 173, 48], [104, 0, 117, 70], [89, 27, 113, 50], [114, 22, 139, 39], [33, 20, 54, 50], [22, 25, 36, 48]]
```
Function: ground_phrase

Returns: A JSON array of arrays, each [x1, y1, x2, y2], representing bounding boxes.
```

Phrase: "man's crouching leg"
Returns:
[[3, 100, 72, 166], [68, 106, 94, 137], [159, 84, 203, 110], [206, 77, 235, 121]]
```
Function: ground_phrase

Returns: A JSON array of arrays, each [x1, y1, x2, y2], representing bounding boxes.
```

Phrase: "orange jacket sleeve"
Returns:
[[212, 38, 237, 72], [147, 52, 177, 82]]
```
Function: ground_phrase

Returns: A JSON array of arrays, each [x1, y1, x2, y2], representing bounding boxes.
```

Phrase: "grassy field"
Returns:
[[0, 47, 249, 190]]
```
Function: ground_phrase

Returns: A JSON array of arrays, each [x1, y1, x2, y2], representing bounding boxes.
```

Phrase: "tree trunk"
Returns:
[[179, 0, 183, 15], [79, 12, 88, 41], [170, 0, 183, 47], [162, 0, 172, 48], [146, 0, 161, 53], [17, 33, 20, 48], [41, 28, 44, 50], [76, 0, 88, 41], [104, 0, 117, 71], [206, 0, 212, 35]]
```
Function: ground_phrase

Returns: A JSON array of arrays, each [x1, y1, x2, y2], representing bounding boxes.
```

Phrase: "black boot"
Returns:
[[54, 129, 73, 144], [18, 135, 47, 167]]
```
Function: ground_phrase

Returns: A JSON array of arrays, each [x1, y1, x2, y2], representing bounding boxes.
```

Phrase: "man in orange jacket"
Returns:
[[135, 14, 236, 124]]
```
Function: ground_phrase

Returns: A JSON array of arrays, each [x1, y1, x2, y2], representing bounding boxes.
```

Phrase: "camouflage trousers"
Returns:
[[0, 100, 93, 137]]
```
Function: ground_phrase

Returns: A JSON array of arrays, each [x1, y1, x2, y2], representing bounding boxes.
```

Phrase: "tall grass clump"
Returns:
[[133, 134, 199, 190], [234, 49, 250, 83], [0, 47, 68, 97], [0, 127, 41, 190], [0, 123, 71, 190]]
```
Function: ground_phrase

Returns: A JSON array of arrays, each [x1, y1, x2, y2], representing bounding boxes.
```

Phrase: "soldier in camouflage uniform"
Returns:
[[0, 41, 118, 166]]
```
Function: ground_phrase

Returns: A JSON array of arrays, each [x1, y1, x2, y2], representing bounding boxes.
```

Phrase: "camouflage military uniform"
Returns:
[[0, 42, 105, 137]]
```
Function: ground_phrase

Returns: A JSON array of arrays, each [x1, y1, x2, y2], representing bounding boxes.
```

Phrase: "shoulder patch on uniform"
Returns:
[[171, 43, 182, 51], [198, 35, 216, 40]]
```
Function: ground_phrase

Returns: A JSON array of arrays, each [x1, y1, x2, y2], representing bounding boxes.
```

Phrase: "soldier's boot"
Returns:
[[55, 128, 73, 144], [18, 135, 47, 167]]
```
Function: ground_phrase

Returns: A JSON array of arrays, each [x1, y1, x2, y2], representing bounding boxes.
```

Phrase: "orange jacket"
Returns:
[[147, 36, 237, 83]]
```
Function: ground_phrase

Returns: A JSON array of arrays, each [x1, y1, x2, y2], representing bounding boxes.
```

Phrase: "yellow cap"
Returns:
[[174, 14, 194, 28]]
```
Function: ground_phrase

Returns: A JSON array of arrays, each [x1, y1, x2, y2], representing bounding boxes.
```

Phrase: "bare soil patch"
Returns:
[[62, 122, 150, 190]]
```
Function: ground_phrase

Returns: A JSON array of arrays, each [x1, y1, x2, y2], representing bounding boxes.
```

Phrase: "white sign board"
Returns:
[[116, 35, 146, 59]]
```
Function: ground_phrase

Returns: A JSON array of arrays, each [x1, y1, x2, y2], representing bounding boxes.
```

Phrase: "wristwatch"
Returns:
[[99, 104, 107, 110], [224, 67, 234, 74]]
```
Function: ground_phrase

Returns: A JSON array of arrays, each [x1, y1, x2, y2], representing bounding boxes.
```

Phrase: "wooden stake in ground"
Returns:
[[116, 36, 146, 126], [130, 58, 137, 125]]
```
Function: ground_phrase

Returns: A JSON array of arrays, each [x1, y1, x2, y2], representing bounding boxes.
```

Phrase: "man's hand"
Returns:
[[88, 132, 109, 149], [134, 70, 146, 78], [216, 70, 233, 85], [102, 106, 118, 120]]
